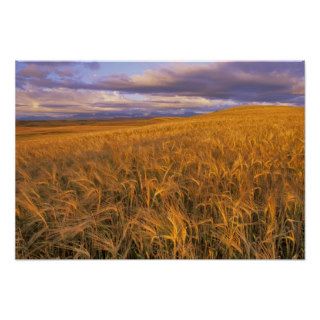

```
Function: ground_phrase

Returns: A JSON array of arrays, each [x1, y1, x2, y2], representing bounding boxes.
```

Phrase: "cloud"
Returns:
[[16, 61, 304, 105], [17, 85, 235, 110], [16, 61, 304, 119], [92, 62, 304, 104], [16, 61, 102, 89], [16, 85, 239, 119], [16, 87, 125, 113], [17, 61, 101, 70]]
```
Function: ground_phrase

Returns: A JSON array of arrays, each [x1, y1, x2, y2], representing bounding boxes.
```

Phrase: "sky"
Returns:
[[16, 61, 305, 120]]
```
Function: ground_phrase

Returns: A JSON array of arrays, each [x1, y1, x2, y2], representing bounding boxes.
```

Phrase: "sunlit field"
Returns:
[[16, 106, 304, 259]]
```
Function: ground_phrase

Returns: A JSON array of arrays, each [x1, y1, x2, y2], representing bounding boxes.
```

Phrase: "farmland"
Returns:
[[16, 106, 304, 259]]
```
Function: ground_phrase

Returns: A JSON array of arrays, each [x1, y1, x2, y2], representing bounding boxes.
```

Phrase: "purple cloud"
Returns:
[[15, 61, 304, 119], [16, 61, 304, 105]]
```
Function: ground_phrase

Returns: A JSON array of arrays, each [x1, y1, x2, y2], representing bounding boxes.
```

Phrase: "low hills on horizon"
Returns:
[[16, 104, 304, 123]]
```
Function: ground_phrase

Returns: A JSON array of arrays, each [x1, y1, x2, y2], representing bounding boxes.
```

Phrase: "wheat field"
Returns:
[[15, 106, 304, 259]]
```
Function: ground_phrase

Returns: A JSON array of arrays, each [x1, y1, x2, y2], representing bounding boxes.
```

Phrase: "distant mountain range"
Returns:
[[16, 107, 225, 121]]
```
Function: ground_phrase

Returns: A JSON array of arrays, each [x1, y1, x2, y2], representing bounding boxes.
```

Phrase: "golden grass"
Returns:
[[16, 106, 304, 259]]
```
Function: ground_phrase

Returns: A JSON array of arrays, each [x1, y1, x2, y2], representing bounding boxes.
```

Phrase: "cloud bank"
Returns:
[[16, 61, 304, 119]]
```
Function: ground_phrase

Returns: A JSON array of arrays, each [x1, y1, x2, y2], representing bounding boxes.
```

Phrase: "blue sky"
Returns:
[[16, 61, 304, 120]]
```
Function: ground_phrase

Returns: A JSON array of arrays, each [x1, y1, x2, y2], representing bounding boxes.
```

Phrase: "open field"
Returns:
[[16, 117, 177, 140], [16, 106, 304, 259]]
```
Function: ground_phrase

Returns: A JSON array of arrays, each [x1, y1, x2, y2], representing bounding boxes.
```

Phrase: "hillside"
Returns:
[[16, 106, 304, 259]]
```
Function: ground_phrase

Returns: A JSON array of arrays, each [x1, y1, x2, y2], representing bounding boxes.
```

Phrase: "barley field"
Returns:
[[15, 106, 304, 259]]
